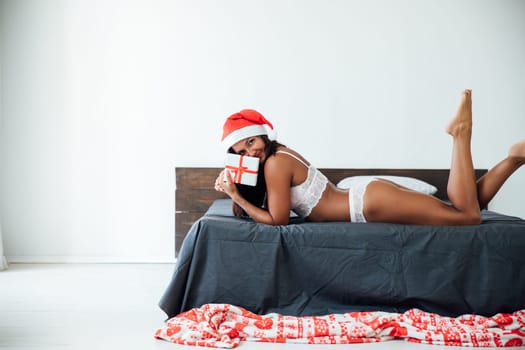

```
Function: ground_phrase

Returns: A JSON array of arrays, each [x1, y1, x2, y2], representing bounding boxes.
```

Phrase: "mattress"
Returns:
[[160, 199, 525, 319]]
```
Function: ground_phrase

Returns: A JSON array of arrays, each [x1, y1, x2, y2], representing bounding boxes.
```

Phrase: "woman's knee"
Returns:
[[453, 211, 482, 225]]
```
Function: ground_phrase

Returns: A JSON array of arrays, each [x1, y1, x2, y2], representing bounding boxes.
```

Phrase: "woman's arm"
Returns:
[[263, 155, 293, 225]]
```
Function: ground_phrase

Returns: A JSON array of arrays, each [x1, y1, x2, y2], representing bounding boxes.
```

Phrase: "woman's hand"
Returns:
[[214, 170, 239, 199], [214, 170, 225, 192], [214, 163, 289, 226]]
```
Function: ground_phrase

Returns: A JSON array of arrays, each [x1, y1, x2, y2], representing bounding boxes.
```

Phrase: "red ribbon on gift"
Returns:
[[225, 155, 258, 184]]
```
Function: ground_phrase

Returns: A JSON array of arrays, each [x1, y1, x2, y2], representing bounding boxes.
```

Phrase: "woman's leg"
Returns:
[[363, 180, 478, 225], [444, 89, 480, 220], [364, 90, 481, 225], [477, 140, 525, 208], [363, 140, 525, 225]]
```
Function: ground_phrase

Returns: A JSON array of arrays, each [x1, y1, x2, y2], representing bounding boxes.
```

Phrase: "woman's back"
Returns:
[[268, 149, 351, 221]]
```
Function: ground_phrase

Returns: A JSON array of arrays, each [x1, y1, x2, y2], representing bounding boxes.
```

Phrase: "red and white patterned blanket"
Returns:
[[155, 304, 525, 348]]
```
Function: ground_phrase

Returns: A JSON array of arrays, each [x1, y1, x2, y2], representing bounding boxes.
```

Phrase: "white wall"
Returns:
[[1, 0, 524, 262], [0, 8, 6, 269]]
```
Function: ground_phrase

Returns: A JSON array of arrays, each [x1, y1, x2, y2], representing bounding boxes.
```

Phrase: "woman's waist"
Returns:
[[305, 184, 351, 221]]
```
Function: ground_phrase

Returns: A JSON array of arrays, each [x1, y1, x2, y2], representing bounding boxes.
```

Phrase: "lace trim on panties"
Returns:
[[349, 180, 373, 223]]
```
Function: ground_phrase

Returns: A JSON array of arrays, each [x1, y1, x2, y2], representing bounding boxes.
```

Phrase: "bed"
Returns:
[[160, 167, 525, 320]]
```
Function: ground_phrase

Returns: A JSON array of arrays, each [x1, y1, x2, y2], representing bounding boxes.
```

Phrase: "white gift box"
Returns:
[[224, 154, 259, 186]]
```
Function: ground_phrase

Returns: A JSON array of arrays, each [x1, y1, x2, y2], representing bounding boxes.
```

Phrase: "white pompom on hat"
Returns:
[[221, 109, 276, 150]]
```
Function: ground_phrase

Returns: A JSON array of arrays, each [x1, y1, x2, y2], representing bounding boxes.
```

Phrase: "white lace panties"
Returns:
[[348, 179, 376, 223]]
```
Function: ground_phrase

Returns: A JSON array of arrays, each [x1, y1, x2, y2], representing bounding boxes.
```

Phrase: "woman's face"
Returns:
[[231, 136, 267, 162]]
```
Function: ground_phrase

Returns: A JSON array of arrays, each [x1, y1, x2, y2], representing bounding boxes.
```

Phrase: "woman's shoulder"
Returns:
[[273, 148, 310, 165], [267, 147, 294, 162], [265, 147, 310, 171]]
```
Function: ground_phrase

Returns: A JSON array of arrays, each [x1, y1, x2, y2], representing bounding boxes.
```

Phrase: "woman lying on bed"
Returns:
[[215, 90, 524, 226]]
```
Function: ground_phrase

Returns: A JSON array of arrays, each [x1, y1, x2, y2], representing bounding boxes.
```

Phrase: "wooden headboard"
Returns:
[[175, 167, 487, 254]]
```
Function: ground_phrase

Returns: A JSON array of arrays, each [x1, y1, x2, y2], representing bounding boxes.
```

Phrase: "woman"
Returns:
[[215, 90, 524, 226]]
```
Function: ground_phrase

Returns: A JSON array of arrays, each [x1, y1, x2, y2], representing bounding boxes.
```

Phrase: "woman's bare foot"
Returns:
[[508, 140, 525, 162], [446, 89, 473, 137]]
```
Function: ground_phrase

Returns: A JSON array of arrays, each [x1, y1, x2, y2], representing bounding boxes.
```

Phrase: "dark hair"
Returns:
[[229, 135, 285, 217]]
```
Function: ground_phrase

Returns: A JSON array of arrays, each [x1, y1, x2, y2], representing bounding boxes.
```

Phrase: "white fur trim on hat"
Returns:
[[222, 124, 269, 150]]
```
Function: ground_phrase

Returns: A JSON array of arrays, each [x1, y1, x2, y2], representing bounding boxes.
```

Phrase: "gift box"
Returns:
[[224, 154, 259, 186]]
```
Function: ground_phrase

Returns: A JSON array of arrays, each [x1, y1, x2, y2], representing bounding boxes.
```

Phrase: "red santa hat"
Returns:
[[221, 109, 276, 150]]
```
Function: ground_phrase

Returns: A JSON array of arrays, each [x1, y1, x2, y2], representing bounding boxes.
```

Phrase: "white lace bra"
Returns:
[[275, 150, 328, 218]]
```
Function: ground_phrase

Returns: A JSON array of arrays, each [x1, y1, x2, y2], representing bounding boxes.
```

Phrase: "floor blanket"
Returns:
[[155, 304, 525, 348]]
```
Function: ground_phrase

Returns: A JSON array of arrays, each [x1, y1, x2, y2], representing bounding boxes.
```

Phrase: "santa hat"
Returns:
[[221, 109, 276, 150]]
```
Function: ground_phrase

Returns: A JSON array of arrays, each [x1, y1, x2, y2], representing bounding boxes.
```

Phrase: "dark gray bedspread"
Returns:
[[160, 199, 525, 319]]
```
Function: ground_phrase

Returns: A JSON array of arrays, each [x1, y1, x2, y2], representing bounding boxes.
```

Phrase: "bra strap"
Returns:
[[275, 150, 309, 168]]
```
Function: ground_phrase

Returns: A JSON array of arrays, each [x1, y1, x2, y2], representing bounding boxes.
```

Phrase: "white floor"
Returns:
[[0, 263, 493, 350]]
